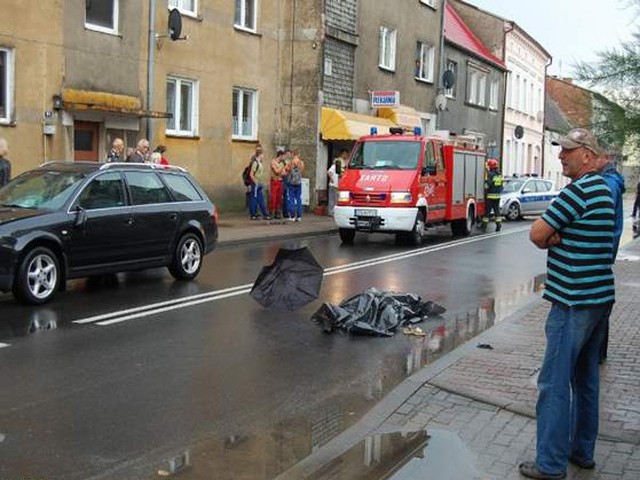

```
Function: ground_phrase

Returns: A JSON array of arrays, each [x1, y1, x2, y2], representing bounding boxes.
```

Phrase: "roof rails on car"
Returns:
[[99, 162, 187, 173]]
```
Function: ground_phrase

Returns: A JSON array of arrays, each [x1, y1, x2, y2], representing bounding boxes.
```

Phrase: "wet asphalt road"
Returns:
[[0, 221, 548, 479]]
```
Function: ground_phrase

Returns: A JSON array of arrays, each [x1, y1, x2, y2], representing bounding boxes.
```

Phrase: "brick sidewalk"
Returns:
[[378, 240, 640, 479]]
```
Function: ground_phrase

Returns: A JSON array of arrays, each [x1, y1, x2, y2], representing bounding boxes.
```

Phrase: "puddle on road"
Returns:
[[146, 428, 483, 480], [402, 273, 546, 376], [306, 429, 481, 480]]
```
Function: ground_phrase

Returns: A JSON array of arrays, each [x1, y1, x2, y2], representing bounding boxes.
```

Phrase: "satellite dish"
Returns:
[[435, 94, 448, 111], [168, 8, 182, 41], [442, 69, 455, 89], [514, 125, 524, 139]]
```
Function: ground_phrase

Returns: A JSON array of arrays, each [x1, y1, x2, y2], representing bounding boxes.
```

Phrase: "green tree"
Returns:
[[574, 1, 640, 148]]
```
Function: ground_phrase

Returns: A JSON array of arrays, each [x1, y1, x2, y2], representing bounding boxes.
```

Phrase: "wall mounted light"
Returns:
[[52, 94, 63, 110]]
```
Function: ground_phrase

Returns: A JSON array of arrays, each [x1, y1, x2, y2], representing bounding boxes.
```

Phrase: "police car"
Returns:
[[499, 177, 557, 221]]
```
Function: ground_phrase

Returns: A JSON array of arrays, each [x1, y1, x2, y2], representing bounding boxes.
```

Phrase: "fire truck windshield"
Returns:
[[349, 141, 421, 170]]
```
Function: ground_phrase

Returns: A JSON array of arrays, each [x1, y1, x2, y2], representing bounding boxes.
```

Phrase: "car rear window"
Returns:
[[161, 173, 203, 202], [124, 171, 172, 205]]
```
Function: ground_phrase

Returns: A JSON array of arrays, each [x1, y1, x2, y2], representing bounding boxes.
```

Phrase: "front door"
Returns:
[[74, 121, 100, 161]]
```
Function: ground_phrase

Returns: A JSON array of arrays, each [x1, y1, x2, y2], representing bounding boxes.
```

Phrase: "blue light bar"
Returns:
[[370, 127, 378, 135], [413, 126, 422, 135]]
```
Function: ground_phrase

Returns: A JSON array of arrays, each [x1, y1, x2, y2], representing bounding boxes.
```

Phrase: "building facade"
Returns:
[[439, 4, 506, 157], [449, 0, 551, 177]]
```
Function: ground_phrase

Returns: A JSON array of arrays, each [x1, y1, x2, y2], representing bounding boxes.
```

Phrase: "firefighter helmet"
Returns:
[[486, 159, 499, 170]]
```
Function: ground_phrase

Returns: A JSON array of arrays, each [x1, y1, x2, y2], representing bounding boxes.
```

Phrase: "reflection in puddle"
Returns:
[[305, 429, 480, 480], [0, 308, 59, 338], [403, 273, 546, 376]]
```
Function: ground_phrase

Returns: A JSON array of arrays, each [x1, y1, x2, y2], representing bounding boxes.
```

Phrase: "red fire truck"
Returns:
[[333, 127, 487, 245]]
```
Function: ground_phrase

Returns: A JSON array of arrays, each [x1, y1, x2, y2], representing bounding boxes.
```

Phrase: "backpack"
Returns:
[[288, 165, 302, 185], [242, 161, 254, 186]]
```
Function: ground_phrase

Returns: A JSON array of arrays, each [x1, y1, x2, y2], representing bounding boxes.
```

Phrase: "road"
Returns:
[[0, 221, 549, 479]]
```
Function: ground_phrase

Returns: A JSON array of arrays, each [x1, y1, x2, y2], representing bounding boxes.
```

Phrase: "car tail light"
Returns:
[[211, 205, 218, 225]]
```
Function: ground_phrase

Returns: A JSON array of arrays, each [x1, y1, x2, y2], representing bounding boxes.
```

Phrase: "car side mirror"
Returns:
[[74, 206, 87, 228], [522, 188, 532, 194]]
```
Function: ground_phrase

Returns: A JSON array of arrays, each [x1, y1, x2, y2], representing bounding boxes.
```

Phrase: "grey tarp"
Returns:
[[311, 287, 446, 336]]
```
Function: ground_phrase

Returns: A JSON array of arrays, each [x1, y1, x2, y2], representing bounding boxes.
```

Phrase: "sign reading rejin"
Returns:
[[370, 90, 400, 108]]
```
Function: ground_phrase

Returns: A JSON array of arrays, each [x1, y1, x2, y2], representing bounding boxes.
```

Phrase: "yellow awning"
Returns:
[[61, 89, 172, 118], [377, 105, 422, 130], [320, 107, 396, 140]]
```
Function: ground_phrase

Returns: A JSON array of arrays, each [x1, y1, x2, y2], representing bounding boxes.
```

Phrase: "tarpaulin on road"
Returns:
[[311, 287, 446, 336]]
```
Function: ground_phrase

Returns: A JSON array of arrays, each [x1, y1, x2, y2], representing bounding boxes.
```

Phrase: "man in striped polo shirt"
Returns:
[[519, 129, 615, 480]]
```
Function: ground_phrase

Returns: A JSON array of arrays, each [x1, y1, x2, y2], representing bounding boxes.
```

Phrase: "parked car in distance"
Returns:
[[0, 161, 218, 304], [499, 177, 557, 221]]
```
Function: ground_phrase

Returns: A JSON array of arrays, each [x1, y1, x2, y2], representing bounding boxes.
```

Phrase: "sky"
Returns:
[[468, 0, 638, 77]]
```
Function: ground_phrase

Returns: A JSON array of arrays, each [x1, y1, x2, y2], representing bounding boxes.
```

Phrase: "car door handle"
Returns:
[[168, 213, 178, 221], [126, 217, 134, 226]]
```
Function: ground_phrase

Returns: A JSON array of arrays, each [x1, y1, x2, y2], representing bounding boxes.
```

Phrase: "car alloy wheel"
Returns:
[[14, 247, 60, 304], [506, 202, 521, 221], [169, 233, 203, 280]]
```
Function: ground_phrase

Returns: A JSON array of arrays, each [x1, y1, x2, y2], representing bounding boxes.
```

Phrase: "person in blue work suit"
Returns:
[[596, 153, 625, 363]]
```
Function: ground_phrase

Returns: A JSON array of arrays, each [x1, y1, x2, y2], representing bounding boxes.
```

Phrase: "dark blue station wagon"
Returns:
[[0, 162, 218, 304]]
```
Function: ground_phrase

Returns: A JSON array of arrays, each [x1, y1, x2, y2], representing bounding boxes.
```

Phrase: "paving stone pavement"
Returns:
[[375, 239, 640, 479]]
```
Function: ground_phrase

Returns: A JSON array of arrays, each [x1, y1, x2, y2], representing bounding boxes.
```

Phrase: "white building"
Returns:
[[502, 27, 551, 177]]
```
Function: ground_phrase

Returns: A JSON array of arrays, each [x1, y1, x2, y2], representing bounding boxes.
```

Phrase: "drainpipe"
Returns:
[[435, 0, 447, 130], [541, 56, 553, 177], [500, 21, 514, 173], [147, 0, 156, 144]]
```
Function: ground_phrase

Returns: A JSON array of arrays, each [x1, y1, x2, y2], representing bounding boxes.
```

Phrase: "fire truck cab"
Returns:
[[333, 127, 487, 245]]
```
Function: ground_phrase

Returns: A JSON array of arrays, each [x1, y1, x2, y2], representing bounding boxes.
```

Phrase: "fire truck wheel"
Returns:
[[339, 228, 356, 244], [406, 211, 426, 246]]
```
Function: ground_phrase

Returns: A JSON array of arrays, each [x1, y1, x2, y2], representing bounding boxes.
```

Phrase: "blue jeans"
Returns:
[[287, 184, 302, 218], [249, 183, 268, 217], [536, 303, 610, 474]]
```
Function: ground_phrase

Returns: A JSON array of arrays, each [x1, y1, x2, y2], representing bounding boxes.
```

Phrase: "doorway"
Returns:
[[74, 121, 100, 161]]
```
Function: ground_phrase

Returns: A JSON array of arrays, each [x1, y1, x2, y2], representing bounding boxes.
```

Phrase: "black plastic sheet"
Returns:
[[311, 288, 446, 336]]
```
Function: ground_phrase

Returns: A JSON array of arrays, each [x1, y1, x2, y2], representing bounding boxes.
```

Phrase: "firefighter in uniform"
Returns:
[[481, 158, 504, 232]]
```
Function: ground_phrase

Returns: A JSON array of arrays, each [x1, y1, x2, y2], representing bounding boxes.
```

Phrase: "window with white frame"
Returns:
[[0, 48, 13, 123], [85, 0, 119, 34], [467, 65, 487, 107], [166, 76, 198, 136], [234, 0, 256, 31], [379, 26, 397, 71], [415, 42, 435, 82], [513, 74, 520, 109], [419, 0, 438, 7], [444, 59, 457, 98], [232, 87, 258, 140], [168, 0, 197, 16], [489, 79, 499, 110]]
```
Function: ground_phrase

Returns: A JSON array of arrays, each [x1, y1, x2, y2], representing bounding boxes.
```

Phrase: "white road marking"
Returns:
[[0, 343, 10, 349], [73, 227, 530, 327]]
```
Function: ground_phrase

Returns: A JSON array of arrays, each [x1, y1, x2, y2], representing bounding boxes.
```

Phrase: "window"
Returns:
[[467, 65, 487, 107], [232, 87, 258, 140], [489, 79, 499, 110], [166, 76, 198, 136], [78, 173, 126, 210], [0, 47, 14, 123], [234, 0, 256, 31], [125, 172, 172, 205], [162, 173, 202, 202], [168, 0, 197, 16], [444, 59, 457, 98], [379, 26, 397, 71], [85, 0, 118, 34], [415, 42, 434, 82]]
